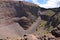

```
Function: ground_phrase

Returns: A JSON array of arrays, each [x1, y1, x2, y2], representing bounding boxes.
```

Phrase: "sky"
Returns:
[[24, 0, 60, 8]]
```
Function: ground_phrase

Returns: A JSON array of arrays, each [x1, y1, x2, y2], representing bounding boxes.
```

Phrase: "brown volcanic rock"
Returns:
[[0, 1, 40, 38], [51, 24, 60, 37], [57, 24, 60, 30], [16, 16, 32, 30]]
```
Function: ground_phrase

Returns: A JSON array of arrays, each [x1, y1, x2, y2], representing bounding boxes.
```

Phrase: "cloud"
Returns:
[[13, 0, 24, 1], [25, 0, 30, 1], [32, 0, 60, 8], [2, 0, 24, 1]]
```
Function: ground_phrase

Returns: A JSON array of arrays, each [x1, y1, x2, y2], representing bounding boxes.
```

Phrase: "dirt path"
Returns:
[[25, 17, 41, 34]]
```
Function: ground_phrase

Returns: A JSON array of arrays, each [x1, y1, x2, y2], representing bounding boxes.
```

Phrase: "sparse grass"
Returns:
[[41, 30, 48, 35], [36, 20, 54, 35], [49, 26, 54, 32], [54, 13, 60, 22], [35, 20, 48, 35], [38, 20, 47, 28], [45, 10, 55, 17]]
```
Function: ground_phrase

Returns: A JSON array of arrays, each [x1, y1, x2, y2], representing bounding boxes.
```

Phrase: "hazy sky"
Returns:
[[24, 0, 60, 8], [1, 0, 24, 1]]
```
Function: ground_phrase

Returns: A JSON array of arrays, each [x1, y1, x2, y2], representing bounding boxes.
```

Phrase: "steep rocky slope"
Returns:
[[0, 1, 40, 38], [0, 1, 60, 40]]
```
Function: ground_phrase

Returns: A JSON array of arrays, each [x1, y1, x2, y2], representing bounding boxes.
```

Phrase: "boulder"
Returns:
[[51, 27, 60, 37]]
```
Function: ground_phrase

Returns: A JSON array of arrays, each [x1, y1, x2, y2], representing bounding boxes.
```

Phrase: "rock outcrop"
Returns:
[[51, 24, 60, 37]]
